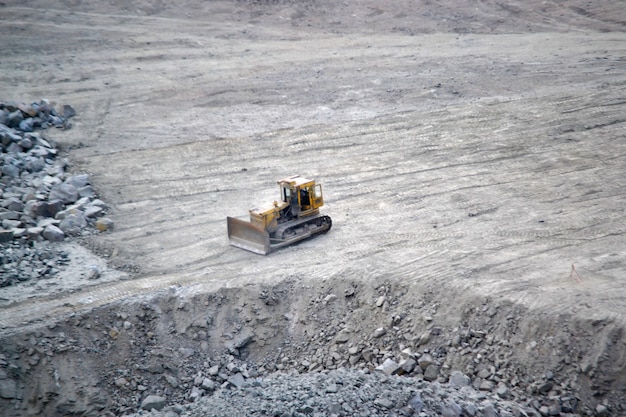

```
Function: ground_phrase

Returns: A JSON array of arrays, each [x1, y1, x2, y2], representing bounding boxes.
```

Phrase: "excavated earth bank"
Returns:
[[1, 0, 625, 416], [2, 278, 625, 416]]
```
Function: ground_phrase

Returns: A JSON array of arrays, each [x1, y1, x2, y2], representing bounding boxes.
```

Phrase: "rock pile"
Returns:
[[78, 284, 617, 417], [0, 100, 113, 287], [2, 280, 622, 417], [149, 368, 539, 417]]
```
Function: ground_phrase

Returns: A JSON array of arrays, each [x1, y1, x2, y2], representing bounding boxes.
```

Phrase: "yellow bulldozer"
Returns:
[[227, 175, 332, 255]]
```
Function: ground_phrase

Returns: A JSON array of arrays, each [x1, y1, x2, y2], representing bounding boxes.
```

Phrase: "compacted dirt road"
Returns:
[[0, 0, 625, 415]]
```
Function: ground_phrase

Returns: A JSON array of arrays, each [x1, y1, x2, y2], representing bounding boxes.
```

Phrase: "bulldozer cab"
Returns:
[[279, 176, 324, 216]]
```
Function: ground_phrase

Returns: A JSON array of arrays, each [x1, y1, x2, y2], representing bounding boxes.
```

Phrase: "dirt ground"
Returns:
[[1, 0, 625, 415]]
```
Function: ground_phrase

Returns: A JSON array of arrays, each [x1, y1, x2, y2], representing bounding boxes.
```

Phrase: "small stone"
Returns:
[[7, 110, 23, 128], [78, 185, 95, 199], [5, 198, 23, 212], [375, 358, 400, 376], [164, 374, 178, 388], [19, 136, 33, 149], [42, 224, 64, 242], [114, 377, 128, 388], [19, 118, 34, 132], [1, 164, 19, 178], [328, 403, 342, 414], [18, 103, 37, 117], [0, 211, 19, 221], [400, 348, 415, 359], [208, 365, 219, 376], [47, 200, 65, 217], [49, 183, 79, 204], [417, 330, 431, 346], [141, 395, 166, 411], [67, 173, 90, 188], [59, 213, 87, 235], [479, 379, 495, 391], [348, 346, 360, 355], [374, 397, 394, 409], [201, 378, 215, 391], [84, 205, 103, 218], [477, 368, 491, 379], [417, 353, 434, 370], [560, 397, 578, 413], [227, 373, 245, 388], [595, 404, 609, 417], [179, 347, 195, 358], [482, 404, 498, 417], [325, 383, 338, 393], [95, 217, 114, 231], [398, 358, 416, 374], [323, 293, 337, 304], [189, 386, 203, 401], [408, 393, 423, 413], [2, 219, 21, 229], [87, 266, 100, 280], [547, 404, 561, 415], [0, 230, 13, 243], [26, 227, 43, 240], [449, 370, 471, 388], [63, 104, 76, 118], [37, 218, 59, 228], [537, 380, 554, 393], [0, 378, 18, 399], [375, 296, 386, 307], [423, 364, 440, 381], [335, 329, 351, 344], [441, 400, 463, 417], [373, 327, 386, 338]]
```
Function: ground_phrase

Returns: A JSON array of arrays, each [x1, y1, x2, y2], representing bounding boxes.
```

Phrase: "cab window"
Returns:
[[283, 187, 291, 202]]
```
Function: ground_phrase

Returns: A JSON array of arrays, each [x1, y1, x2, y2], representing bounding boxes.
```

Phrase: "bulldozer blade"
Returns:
[[227, 217, 271, 255]]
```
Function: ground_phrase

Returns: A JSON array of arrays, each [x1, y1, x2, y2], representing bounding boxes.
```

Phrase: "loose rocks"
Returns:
[[0, 100, 112, 288], [0, 240, 69, 287], [154, 369, 534, 417]]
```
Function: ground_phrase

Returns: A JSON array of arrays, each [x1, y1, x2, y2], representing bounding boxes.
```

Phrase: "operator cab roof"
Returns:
[[277, 175, 314, 188]]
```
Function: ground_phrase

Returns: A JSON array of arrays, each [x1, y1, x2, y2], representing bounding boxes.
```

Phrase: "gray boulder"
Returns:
[[43, 224, 64, 242], [449, 370, 471, 388], [0, 378, 17, 399], [376, 358, 400, 376], [141, 395, 166, 411], [59, 213, 87, 235], [0, 230, 13, 243], [49, 183, 79, 204]]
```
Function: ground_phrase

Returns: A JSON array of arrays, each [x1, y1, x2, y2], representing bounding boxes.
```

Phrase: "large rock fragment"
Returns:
[[49, 183, 79, 204], [0, 378, 18, 399], [43, 224, 64, 242], [95, 217, 114, 231], [0, 230, 13, 243], [141, 395, 166, 411], [375, 358, 400, 375], [449, 370, 471, 388], [59, 213, 87, 235]]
